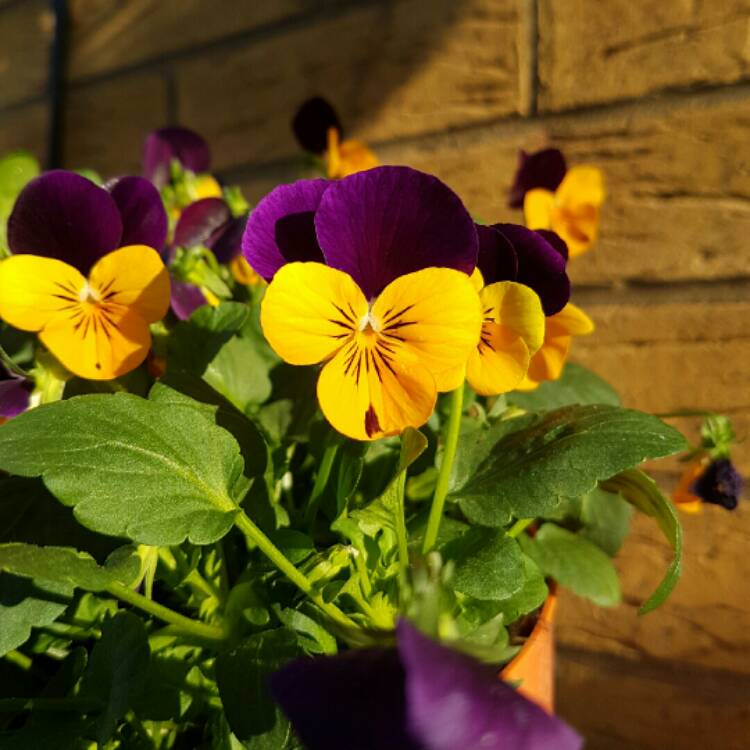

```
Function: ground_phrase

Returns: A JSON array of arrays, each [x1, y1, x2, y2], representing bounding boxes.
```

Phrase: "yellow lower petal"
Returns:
[[525, 334, 571, 384], [0, 255, 87, 332], [40, 305, 151, 380], [317, 337, 436, 441], [551, 203, 600, 258], [195, 175, 223, 200], [88, 246, 171, 324], [524, 189, 555, 231], [326, 128, 378, 179], [466, 323, 530, 396], [556, 165, 605, 207], [261, 262, 367, 366], [547, 303, 594, 337], [480, 281, 545, 355], [372, 268, 482, 392]]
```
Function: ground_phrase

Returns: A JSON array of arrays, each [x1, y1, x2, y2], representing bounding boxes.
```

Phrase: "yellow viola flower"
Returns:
[[524, 166, 605, 258], [325, 127, 379, 180], [262, 263, 480, 441], [516, 303, 594, 390], [466, 271, 546, 396], [0, 247, 170, 381], [229, 255, 264, 287], [0, 171, 171, 380], [292, 97, 378, 180], [244, 167, 485, 441]]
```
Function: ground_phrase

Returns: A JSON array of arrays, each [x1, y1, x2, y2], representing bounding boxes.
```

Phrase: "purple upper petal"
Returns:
[[493, 224, 570, 316], [173, 198, 231, 249], [476, 224, 518, 284], [292, 96, 343, 154], [242, 179, 329, 280], [0, 371, 31, 419], [536, 229, 569, 261], [7, 171, 122, 273], [209, 215, 247, 264], [316, 167, 478, 299], [170, 279, 208, 321], [143, 127, 211, 187], [108, 176, 168, 250], [508, 149, 567, 209], [270, 647, 419, 750], [397, 620, 582, 750]]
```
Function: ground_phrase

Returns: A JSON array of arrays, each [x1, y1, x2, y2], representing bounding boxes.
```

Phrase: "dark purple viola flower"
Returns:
[[479, 224, 570, 316], [270, 620, 582, 750], [209, 214, 247, 265], [292, 96, 343, 155], [8, 171, 168, 275], [170, 279, 208, 321], [0, 368, 31, 419], [692, 459, 744, 510], [173, 198, 232, 249], [108, 176, 168, 250], [508, 148, 567, 209], [536, 229, 569, 261], [476, 224, 518, 284], [143, 127, 211, 188], [315, 167, 477, 299], [172, 198, 247, 264], [242, 178, 329, 280]]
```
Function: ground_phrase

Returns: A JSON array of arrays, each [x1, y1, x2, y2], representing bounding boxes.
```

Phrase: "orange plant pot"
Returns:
[[500, 587, 558, 714]]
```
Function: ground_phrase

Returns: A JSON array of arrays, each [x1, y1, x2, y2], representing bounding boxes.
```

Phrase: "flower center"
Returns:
[[358, 301, 382, 333], [78, 281, 101, 304]]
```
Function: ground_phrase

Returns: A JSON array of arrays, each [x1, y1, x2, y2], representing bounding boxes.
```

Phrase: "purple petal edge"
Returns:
[[241, 178, 329, 281], [108, 176, 168, 251], [0, 374, 31, 419], [170, 279, 208, 321], [397, 620, 583, 750], [143, 127, 211, 187]]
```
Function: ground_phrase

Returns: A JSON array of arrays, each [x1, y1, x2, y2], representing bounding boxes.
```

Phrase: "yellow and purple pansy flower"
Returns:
[[0, 171, 171, 380], [292, 96, 379, 179], [270, 619, 583, 750], [243, 166, 489, 441], [470, 223, 577, 394], [673, 457, 743, 513], [509, 148, 605, 258]]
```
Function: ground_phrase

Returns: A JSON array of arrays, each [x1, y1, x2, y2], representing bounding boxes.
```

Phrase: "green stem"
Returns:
[[234, 511, 358, 631], [4, 650, 32, 671], [106, 581, 225, 643], [423, 385, 465, 554], [0, 343, 28, 379], [507, 518, 535, 538]]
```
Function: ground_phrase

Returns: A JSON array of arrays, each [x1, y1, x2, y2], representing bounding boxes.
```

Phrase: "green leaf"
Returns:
[[0, 151, 39, 251], [0, 476, 121, 561], [216, 628, 300, 746], [507, 363, 621, 410], [0, 393, 248, 546], [0, 573, 70, 656], [493, 555, 549, 624], [0, 544, 140, 592], [520, 524, 621, 607], [452, 404, 688, 526], [601, 469, 683, 614], [79, 611, 150, 744], [443, 528, 524, 601], [580, 486, 633, 556]]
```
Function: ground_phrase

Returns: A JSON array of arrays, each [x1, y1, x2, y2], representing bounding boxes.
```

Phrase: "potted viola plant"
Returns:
[[0, 117, 741, 750]]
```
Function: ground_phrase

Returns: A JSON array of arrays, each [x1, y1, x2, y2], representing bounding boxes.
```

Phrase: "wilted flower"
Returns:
[[292, 96, 378, 179], [270, 619, 582, 750], [0, 171, 170, 380], [674, 457, 743, 513], [243, 167, 483, 440]]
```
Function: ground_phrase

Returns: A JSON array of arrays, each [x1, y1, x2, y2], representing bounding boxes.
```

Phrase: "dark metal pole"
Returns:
[[48, 0, 68, 168]]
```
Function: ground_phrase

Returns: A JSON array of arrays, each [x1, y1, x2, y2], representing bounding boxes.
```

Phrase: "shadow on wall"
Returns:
[[58, 0, 520, 178]]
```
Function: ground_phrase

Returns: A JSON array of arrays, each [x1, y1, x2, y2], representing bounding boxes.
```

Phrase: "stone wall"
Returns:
[[1, 1, 749, 746]]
